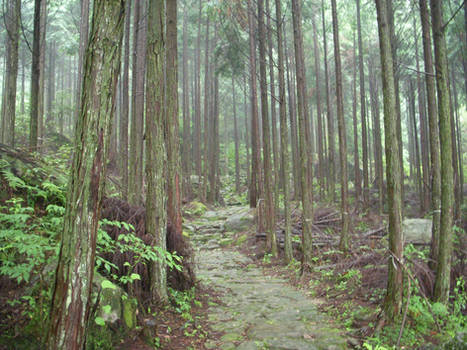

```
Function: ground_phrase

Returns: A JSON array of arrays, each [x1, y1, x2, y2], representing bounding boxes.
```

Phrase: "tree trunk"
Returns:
[[119, 0, 131, 201], [146, 0, 168, 303], [357, 0, 369, 206], [232, 76, 240, 193], [331, 0, 350, 252], [414, 15, 430, 214], [322, 0, 336, 201], [165, 0, 183, 237], [375, 0, 404, 322], [430, 0, 454, 304], [291, 0, 313, 271], [275, 0, 292, 263], [194, 0, 202, 182], [202, 15, 211, 202], [46, 1, 125, 347], [419, 0, 441, 272], [37, 0, 47, 147], [248, 0, 261, 209], [46, 41, 56, 134], [311, 13, 324, 198], [352, 31, 361, 200], [258, 0, 277, 256], [74, 0, 90, 126], [29, 0, 43, 150], [1, 0, 20, 147], [129, 0, 147, 205], [182, 4, 191, 194]]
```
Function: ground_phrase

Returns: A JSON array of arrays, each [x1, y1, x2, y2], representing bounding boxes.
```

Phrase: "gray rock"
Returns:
[[224, 207, 256, 232], [403, 218, 432, 245]]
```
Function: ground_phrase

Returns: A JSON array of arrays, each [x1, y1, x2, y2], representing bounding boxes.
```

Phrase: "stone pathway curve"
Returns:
[[191, 206, 347, 350]]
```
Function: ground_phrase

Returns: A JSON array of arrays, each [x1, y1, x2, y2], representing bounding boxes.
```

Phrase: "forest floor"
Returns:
[[187, 205, 348, 350]]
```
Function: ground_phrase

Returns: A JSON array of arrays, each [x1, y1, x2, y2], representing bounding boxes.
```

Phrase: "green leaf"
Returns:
[[130, 273, 141, 281], [102, 305, 112, 314], [95, 316, 105, 326], [101, 280, 117, 290]]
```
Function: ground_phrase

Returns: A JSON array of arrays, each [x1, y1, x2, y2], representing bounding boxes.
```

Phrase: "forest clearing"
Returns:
[[0, 0, 466, 349]]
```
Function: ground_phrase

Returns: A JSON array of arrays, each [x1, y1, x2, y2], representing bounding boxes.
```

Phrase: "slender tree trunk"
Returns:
[[419, 0, 441, 271], [408, 80, 422, 208], [37, 0, 47, 147], [120, 0, 130, 201], [182, 5, 191, 193], [1, 0, 20, 147], [414, 15, 430, 214], [331, 0, 350, 252], [146, 0, 168, 303], [243, 73, 251, 187], [29, 0, 43, 150], [291, 0, 313, 271], [284, 31, 300, 200], [352, 31, 361, 199], [194, 0, 202, 182], [46, 41, 56, 134], [431, 0, 454, 304], [20, 46, 25, 115], [311, 13, 324, 198], [202, 15, 211, 202], [248, 0, 261, 209], [369, 58, 384, 213], [322, 0, 336, 201], [46, 1, 125, 347], [274, 0, 292, 262], [232, 76, 240, 193], [375, 0, 404, 322], [166, 0, 183, 237], [357, 0, 369, 206], [258, 0, 277, 256], [266, 0, 279, 206]]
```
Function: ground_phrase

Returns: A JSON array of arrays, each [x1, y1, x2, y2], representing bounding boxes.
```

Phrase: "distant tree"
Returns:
[[46, 0, 125, 347], [1, 0, 20, 147], [331, 0, 350, 252]]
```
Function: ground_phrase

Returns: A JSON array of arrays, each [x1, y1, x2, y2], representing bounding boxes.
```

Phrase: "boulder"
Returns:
[[224, 208, 256, 232], [403, 218, 432, 245]]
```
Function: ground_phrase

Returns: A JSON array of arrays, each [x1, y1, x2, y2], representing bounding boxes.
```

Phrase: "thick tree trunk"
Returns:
[[146, 0, 168, 303], [1, 0, 20, 147], [375, 0, 403, 322], [46, 1, 125, 348], [74, 0, 90, 126], [331, 0, 349, 252], [430, 0, 454, 304]]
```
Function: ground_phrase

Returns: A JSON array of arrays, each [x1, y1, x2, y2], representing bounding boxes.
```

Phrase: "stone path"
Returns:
[[191, 206, 348, 350]]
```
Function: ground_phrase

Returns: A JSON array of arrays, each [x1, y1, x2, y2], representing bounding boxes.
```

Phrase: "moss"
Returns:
[[189, 201, 207, 216], [235, 234, 248, 246], [122, 297, 138, 330]]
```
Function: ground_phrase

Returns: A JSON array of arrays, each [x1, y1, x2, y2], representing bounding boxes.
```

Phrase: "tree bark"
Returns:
[[331, 0, 350, 252], [46, 1, 125, 347], [291, 0, 313, 271], [430, 0, 454, 304], [146, 0, 168, 303], [119, 0, 131, 200], [375, 0, 404, 322], [322, 0, 336, 201], [232, 76, 240, 193], [1, 0, 20, 147], [258, 0, 277, 256]]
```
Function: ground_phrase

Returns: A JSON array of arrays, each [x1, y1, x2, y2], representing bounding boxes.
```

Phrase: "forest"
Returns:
[[0, 0, 466, 349]]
